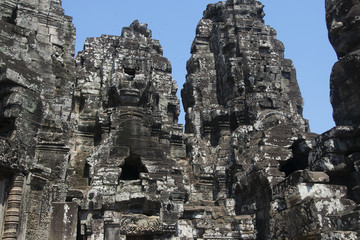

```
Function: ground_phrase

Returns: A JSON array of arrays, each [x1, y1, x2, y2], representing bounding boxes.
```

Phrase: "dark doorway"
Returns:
[[119, 155, 147, 180], [0, 172, 11, 239]]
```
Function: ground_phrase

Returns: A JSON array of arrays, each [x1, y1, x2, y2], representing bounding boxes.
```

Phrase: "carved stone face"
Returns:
[[0, 76, 42, 147], [326, 0, 360, 57]]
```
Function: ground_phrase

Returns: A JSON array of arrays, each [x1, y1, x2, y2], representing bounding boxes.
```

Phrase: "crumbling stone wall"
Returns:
[[0, 0, 75, 239], [0, 0, 359, 239]]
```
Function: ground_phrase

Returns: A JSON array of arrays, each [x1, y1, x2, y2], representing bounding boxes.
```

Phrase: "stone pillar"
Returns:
[[105, 223, 121, 240], [2, 174, 25, 240], [49, 202, 79, 240]]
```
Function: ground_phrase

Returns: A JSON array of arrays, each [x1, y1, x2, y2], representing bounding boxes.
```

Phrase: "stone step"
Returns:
[[140, 172, 171, 181], [319, 231, 358, 239], [285, 183, 348, 207], [270, 198, 358, 238], [183, 201, 225, 219], [238, 232, 256, 240], [185, 200, 216, 207], [327, 210, 360, 232]]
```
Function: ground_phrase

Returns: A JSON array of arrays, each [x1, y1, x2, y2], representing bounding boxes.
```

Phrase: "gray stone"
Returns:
[[0, 0, 359, 239], [326, 0, 360, 126], [49, 202, 78, 240]]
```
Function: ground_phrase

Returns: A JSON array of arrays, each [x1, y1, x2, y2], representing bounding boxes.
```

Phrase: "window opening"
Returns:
[[119, 155, 147, 180]]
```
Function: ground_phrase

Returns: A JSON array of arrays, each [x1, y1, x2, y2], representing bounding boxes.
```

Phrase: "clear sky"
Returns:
[[62, 0, 337, 134]]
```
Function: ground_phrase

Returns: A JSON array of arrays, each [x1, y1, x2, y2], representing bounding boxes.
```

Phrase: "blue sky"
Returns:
[[62, 0, 337, 134]]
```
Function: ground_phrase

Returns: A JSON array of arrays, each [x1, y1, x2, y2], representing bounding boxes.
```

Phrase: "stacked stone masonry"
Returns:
[[0, 0, 359, 239]]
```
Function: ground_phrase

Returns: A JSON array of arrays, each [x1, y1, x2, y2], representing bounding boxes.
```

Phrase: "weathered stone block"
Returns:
[[320, 231, 359, 240], [105, 224, 121, 240], [49, 202, 78, 240], [286, 183, 347, 207]]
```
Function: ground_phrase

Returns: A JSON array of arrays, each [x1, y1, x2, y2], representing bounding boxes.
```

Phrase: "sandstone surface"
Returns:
[[0, 0, 359, 239]]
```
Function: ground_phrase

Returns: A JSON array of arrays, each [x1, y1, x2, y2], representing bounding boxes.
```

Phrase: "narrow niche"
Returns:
[[0, 174, 11, 238], [83, 162, 91, 186], [119, 155, 147, 181], [167, 104, 178, 123], [5, 6, 17, 24], [0, 81, 18, 138]]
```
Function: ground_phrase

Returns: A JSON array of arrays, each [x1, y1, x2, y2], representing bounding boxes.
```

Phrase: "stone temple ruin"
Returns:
[[0, 0, 359, 239]]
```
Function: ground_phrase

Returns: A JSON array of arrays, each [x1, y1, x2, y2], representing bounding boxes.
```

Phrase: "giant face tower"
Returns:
[[66, 20, 187, 239], [326, 0, 360, 126]]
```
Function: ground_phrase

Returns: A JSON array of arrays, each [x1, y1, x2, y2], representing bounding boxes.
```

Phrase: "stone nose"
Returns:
[[3, 92, 23, 108], [330, 19, 344, 33]]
